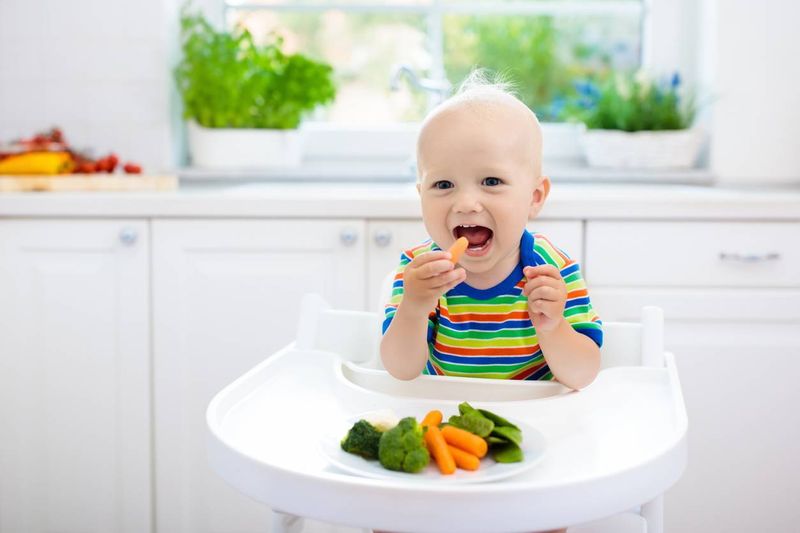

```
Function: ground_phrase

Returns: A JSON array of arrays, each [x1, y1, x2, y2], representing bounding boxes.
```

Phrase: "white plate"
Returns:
[[320, 409, 547, 484]]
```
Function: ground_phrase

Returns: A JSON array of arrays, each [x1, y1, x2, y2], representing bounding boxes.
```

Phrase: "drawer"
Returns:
[[591, 288, 800, 322], [585, 221, 800, 288]]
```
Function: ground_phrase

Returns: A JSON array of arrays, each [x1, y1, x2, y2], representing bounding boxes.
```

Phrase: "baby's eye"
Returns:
[[433, 180, 454, 190], [482, 177, 503, 186]]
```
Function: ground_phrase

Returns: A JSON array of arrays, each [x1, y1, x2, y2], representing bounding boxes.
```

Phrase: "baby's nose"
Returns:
[[453, 191, 484, 213]]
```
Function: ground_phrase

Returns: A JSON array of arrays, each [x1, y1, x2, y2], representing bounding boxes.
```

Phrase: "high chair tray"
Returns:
[[207, 345, 687, 533]]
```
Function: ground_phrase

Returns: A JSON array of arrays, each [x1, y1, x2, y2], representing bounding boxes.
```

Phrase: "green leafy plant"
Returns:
[[566, 71, 696, 131], [174, 10, 336, 129]]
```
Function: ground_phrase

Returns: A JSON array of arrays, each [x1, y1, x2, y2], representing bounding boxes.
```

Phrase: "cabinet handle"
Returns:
[[373, 229, 392, 248], [119, 227, 138, 246], [718, 252, 780, 263], [339, 227, 359, 247]]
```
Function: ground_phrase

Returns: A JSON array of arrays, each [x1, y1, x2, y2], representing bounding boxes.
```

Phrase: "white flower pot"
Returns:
[[580, 128, 704, 169], [187, 121, 303, 169]]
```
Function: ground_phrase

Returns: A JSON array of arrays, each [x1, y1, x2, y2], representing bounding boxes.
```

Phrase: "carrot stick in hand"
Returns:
[[448, 237, 469, 264], [424, 425, 456, 475], [441, 425, 488, 458]]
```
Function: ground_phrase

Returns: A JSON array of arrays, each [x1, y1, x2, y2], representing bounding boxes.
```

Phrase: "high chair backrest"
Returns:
[[296, 293, 381, 365], [600, 306, 664, 369], [297, 271, 664, 370]]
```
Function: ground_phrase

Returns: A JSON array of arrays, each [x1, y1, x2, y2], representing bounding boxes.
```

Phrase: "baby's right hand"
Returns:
[[401, 251, 466, 315]]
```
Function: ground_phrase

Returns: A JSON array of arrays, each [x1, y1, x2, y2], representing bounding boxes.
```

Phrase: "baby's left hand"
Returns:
[[522, 265, 567, 333]]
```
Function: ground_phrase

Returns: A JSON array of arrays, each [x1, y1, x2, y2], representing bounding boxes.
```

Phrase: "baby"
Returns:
[[381, 72, 603, 392]]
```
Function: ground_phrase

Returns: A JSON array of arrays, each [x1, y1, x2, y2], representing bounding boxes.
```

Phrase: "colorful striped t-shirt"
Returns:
[[382, 229, 602, 380]]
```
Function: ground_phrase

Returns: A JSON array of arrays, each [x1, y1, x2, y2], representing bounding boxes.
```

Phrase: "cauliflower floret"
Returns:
[[362, 409, 400, 432]]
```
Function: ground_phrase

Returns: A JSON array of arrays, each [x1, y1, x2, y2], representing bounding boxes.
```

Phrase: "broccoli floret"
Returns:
[[341, 419, 383, 459], [378, 417, 430, 473]]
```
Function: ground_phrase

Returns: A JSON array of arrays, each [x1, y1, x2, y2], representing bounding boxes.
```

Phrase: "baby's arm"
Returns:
[[381, 251, 466, 380], [523, 264, 601, 390]]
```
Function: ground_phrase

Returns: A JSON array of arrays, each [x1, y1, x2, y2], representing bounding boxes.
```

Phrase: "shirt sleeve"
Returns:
[[533, 234, 603, 347], [382, 248, 437, 344]]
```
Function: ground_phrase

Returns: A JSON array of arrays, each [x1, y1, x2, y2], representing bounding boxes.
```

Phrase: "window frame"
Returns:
[[213, 0, 694, 169]]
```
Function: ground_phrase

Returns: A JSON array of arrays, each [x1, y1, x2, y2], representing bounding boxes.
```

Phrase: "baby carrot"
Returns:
[[441, 425, 488, 458], [421, 410, 443, 427], [424, 425, 456, 475], [448, 237, 469, 264], [447, 445, 480, 471]]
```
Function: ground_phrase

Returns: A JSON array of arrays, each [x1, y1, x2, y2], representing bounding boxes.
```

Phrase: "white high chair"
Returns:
[[208, 290, 685, 533], [288, 274, 669, 533]]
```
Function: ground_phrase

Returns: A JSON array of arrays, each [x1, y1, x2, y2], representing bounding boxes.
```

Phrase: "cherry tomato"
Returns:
[[123, 162, 142, 174]]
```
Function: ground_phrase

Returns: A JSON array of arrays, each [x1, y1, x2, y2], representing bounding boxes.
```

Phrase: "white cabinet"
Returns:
[[3, 212, 797, 533], [366, 219, 584, 312], [660, 322, 800, 533], [0, 220, 151, 533], [585, 220, 800, 533], [152, 219, 366, 533]]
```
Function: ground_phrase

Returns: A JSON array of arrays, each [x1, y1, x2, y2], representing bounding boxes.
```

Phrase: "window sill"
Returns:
[[177, 162, 713, 186], [178, 120, 712, 185]]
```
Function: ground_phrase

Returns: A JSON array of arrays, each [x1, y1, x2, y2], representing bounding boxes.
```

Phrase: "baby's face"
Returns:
[[416, 95, 548, 276]]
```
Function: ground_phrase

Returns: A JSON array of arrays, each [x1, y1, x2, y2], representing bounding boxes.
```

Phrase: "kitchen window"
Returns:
[[220, 0, 692, 167]]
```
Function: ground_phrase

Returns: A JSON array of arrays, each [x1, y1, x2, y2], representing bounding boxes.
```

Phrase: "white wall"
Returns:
[[705, 0, 800, 184], [0, 0, 177, 172]]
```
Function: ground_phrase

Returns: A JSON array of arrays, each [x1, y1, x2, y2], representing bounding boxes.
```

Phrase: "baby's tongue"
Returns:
[[461, 226, 492, 246]]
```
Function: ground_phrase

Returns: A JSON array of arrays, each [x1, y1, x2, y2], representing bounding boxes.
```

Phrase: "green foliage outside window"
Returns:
[[443, 16, 616, 121]]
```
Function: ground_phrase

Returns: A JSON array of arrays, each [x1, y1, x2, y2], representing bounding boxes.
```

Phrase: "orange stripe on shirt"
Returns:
[[566, 288, 588, 299], [440, 310, 530, 322]]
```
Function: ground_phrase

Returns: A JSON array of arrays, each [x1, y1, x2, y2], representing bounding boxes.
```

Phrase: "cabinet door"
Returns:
[[152, 219, 365, 533], [663, 322, 800, 533], [367, 220, 583, 312], [0, 220, 151, 533], [585, 220, 800, 533]]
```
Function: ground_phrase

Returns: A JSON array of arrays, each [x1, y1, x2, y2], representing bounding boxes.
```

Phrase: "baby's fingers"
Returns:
[[526, 285, 560, 302], [413, 258, 455, 280], [522, 275, 560, 296], [523, 264, 561, 280], [409, 250, 451, 268], [432, 267, 466, 290]]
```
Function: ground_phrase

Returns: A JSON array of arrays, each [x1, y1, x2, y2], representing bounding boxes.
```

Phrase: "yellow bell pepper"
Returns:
[[0, 151, 74, 175]]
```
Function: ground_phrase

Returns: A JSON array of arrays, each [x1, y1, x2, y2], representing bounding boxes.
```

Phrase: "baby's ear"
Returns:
[[529, 176, 551, 218]]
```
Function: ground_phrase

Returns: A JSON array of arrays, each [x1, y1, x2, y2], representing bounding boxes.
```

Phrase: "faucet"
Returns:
[[389, 64, 452, 108]]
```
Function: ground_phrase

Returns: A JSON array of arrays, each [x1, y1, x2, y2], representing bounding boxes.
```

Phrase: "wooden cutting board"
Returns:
[[0, 174, 178, 192]]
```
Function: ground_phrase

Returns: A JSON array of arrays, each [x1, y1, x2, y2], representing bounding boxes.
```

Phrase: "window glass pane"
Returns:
[[443, 14, 641, 121], [228, 9, 429, 123]]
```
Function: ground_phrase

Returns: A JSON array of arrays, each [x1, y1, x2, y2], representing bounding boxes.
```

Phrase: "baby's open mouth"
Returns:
[[453, 224, 493, 253]]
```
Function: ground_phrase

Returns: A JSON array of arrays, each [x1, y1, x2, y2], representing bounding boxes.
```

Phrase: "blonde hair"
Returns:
[[452, 68, 519, 101], [425, 68, 537, 124]]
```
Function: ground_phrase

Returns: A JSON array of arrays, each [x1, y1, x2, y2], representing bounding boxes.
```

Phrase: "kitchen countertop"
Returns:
[[1, 182, 799, 219]]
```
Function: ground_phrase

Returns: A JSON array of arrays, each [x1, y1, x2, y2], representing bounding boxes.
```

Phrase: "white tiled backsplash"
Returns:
[[0, 0, 177, 172]]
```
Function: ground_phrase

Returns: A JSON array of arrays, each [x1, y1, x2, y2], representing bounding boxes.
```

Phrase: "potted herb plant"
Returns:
[[174, 11, 336, 169], [567, 71, 702, 169]]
